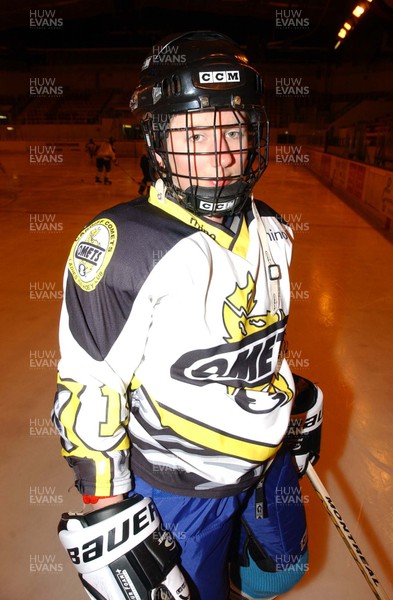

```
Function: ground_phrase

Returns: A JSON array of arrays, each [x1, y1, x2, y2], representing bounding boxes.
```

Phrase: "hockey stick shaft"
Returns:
[[306, 463, 390, 600]]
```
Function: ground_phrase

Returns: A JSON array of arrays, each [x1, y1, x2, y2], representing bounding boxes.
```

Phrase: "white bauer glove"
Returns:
[[285, 374, 323, 477], [58, 494, 190, 600]]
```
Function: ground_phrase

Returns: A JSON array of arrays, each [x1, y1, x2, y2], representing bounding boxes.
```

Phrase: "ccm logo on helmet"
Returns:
[[199, 70, 240, 83]]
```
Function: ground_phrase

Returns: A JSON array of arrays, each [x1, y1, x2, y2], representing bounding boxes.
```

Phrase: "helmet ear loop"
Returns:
[[158, 129, 173, 187], [144, 116, 177, 193], [141, 119, 166, 183]]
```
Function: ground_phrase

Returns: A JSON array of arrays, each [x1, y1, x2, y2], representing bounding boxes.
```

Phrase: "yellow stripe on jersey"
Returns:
[[57, 375, 130, 496], [151, 397, 280, 462], [148, 185, 250, 258], [231, 212, 250, 258]]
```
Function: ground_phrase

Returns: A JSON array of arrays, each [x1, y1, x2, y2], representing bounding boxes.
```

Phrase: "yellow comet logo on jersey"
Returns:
[[75, 227, 101, 276], [69, 218, 117, 292], [223, 272, 284, 342], [222, 272, 293, 412]]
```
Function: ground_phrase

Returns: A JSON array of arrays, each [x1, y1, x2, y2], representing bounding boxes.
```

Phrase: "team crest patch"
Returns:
[[68, 218, 117, 291]]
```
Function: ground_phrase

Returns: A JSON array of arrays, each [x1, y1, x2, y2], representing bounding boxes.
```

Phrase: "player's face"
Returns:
[[165, 109, 249, 193]]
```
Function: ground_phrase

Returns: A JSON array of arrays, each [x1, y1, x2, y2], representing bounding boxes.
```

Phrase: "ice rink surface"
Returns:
[[0, 146, 392, 599]]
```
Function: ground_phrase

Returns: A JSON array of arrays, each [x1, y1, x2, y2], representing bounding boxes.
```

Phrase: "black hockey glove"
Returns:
[[285, 374, 323, 477], [58, 494, 190, 599]]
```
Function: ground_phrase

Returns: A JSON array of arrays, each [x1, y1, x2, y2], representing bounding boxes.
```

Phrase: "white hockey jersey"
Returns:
[[52, 182, 295, 498]]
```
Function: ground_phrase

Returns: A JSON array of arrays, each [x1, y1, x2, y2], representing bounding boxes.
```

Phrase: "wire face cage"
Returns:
[[143, 106, 269, 216]]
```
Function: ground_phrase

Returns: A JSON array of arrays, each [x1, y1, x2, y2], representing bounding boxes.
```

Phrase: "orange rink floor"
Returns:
[[0, 146, 392, 600]]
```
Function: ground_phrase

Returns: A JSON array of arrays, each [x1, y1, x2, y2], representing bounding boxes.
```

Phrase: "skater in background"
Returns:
[[52, 31, 322, 600], [95, 138, 115, 184], [138, 152, 153, 194], [85, 137, 97, 161]]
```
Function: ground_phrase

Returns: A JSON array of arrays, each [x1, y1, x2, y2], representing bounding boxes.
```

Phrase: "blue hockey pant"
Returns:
[[132, 448, 308, 599]]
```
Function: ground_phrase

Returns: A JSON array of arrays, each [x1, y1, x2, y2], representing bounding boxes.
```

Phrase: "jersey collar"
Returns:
[[148, 181, 250, 258]]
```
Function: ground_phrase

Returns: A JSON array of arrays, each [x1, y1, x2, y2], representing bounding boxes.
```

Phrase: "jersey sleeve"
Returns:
[[52, 373, 131, 496], [51, 212, 140, 497]]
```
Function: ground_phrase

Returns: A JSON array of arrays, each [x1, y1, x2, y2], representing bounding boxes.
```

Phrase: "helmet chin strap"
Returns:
[[181, 180, 250, 216]]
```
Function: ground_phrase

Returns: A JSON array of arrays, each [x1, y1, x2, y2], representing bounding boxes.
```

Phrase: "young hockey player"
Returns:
[[52, 31, 322, 599]]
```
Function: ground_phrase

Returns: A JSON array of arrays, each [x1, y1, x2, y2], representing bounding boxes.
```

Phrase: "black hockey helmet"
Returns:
[[130, 31, 269, 216]]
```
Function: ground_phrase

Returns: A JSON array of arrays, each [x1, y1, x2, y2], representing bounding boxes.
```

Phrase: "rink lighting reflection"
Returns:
[[318, 292, 335, 326]]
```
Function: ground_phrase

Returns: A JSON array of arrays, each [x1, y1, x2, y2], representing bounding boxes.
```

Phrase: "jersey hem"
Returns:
[[131, 463, 263, 499]]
